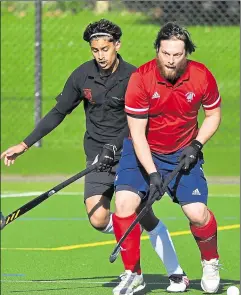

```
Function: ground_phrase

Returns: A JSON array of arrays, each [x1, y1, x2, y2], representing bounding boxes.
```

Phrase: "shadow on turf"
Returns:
[[102, 275, 240, 294], [8, 275, 240, 294]]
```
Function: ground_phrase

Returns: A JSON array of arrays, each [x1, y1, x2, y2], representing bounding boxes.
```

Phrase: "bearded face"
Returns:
[[156, 39, 188, 83]]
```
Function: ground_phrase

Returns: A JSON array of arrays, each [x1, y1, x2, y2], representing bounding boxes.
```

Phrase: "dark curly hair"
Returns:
[[154, 22, 196, 55], [83, 19, 122, 43]]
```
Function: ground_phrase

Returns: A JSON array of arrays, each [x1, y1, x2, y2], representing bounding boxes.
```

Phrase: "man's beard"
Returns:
[[157, 57, 187, 84]]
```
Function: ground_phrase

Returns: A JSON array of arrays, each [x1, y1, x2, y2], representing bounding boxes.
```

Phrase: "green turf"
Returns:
[[1, 9, 240, 176], [1, 181, 240, 294], [1, 6, 239, 295], [1, 180, 239, 195]]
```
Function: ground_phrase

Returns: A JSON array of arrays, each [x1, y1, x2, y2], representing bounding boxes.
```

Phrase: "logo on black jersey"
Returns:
[[83, 88, 95, 104]]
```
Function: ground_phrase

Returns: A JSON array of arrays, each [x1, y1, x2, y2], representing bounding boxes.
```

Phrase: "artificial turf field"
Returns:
[[1, 180, 240, 295], [1, 5, 240, 294]]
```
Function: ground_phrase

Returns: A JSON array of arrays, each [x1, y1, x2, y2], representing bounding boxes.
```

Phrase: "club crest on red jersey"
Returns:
[[185, 92, 195, 102], [83, 88, 95, 104]]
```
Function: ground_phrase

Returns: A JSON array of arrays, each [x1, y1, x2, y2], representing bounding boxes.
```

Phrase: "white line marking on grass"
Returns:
[[0, 280, 235, 286], [209, 194, 240, 198], [1, 192, 84, 198], [1, 192, 240, 198]]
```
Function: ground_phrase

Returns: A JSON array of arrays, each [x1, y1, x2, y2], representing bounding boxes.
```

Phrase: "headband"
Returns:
[[89, 32, 113, 39]]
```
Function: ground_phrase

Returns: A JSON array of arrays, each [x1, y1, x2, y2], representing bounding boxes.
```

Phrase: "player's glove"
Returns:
[[148, 171, 165, 204], [97, 144, 117, 172], [179, 140, 203, 171]]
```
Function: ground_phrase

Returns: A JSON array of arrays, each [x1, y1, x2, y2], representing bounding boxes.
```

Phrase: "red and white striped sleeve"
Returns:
[[202, 68, 221, 110], [125, 71, 149, 117]]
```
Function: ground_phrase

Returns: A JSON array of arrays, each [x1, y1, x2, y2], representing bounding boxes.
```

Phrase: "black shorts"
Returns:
[[84, 161, 118, 201]]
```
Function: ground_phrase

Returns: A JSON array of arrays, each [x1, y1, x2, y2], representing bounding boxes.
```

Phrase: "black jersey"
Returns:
[[24, 55, 136, 160]]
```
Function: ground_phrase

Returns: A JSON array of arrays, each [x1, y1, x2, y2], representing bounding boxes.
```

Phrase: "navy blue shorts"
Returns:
[[115, 138, 208, 206]]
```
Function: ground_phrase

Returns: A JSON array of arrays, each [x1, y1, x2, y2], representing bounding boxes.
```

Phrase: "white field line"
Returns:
[[0, 192, 84, 198], [0, 280, 235, 286], [0, 192, 240, 198]]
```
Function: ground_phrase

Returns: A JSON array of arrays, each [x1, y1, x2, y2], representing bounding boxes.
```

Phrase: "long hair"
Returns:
[[154, 22, 196, 54]]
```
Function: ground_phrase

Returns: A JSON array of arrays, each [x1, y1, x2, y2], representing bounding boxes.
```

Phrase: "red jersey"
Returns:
[[125, 59, 221, 154]]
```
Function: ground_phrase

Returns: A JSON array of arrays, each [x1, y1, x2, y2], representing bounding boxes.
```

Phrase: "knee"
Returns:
[[183, 203, 209, 227], [115, 197, 129, 215], [191, 208, 209, 227], [85, 195, 111, 231], [89, 212, 109, 231], [115, 191, 140, 217]]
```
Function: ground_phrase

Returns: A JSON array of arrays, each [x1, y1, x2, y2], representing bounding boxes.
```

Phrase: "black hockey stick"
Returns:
[[109, 160, 185, 263], [0, 163, 98, 230]]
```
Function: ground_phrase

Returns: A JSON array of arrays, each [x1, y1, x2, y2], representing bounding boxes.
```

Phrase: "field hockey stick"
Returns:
[[109, 159, 185, 263], [0, 163, 98, 230]]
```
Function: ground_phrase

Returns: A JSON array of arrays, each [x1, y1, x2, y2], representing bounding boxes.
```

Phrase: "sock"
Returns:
[[190, 210, 219, 261], [101, 213, 114, 234], [147, 220, 184, 276], [113, 213, 141, 274]]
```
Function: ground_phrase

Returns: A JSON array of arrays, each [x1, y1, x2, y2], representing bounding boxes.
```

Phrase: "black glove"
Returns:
[[179, 140, 203, 171], [148, 172, 165, 204], [97, 144, 117, 172]]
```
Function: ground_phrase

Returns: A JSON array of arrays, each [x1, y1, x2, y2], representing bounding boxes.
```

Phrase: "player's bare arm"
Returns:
[[127, 115, 157, 174], [0, 106, 67, 166], [195, 107, 221, 145], [0, 142, 28, 166]]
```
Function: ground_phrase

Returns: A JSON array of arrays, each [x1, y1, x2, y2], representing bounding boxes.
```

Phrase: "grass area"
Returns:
[[1, 181, 240, 294], [1, 9, 240, 176], [0, 145, 240, 176]]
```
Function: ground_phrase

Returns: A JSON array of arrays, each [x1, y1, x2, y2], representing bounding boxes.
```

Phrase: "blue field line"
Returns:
[[2, 274, 25, 277]]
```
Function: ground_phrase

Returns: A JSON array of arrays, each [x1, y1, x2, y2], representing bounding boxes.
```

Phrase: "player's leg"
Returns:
[[139, 206, 189, 292], [137, 152, 188, 292], [112, 139, 148, 295], [112, 138, 189, 293], [85, 194, 113, 233], [113, 189, 145, 295], [182, 203, 220, 294], [139, 205, 184, 276], [170, 156, 220, 294], [113, 186, 188, 294], [84, 161, 116, 233]]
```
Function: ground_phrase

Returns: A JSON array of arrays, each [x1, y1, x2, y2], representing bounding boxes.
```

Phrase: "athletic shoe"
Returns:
[[201, 258, 221, 293], [119, 272, 127, 280], [167, 272, 189, 292], [113, 270, 146, 295]]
